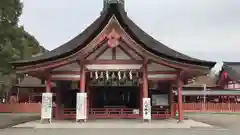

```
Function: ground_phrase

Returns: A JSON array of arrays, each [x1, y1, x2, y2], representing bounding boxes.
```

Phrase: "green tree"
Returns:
[[0, 0, 46, 101]]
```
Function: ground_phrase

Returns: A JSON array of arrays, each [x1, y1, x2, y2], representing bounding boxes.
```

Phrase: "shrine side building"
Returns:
[[11, 0, 216, 121]]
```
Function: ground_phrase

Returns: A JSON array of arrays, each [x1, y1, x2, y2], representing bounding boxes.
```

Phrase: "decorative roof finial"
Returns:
[[103, 0, 125, 11]]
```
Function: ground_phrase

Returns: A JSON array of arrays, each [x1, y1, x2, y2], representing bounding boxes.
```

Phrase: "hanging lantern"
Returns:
[[118, 71, 122, 80], [100, 72, 104, 78], [95, 71, 98, 79], [106, 71, 109, 80], [129, 70, 132, 80]]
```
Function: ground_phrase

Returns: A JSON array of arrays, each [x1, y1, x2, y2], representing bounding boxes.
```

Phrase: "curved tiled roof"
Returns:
[[12, 3, 216, 68]]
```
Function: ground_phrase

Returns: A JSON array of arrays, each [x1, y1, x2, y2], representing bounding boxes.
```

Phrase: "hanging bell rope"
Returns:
[[106, 71, 109, 80], [118, 71, 121, 80], [95, 71, 98, 79], [129, 70, 132, 80]]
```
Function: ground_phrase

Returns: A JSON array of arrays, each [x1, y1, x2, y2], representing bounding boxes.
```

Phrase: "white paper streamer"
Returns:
[[118, 71, 121, 80], [106, 71, 109, 80], [95, 71, 98, 79], [129, 70, 132, 80]]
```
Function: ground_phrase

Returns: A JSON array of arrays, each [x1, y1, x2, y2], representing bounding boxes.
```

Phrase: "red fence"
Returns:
[[175, 103, 240, 112], [1, 103, 240, 114], [0, 103, 41, 113]]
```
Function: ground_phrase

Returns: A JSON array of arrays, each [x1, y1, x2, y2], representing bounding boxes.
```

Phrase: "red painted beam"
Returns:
[[85, 60, 143, 64], [51, 71, 80, 75], [120, 39, 144, 59], [93, 46, 109, 60], [118, 45, 136, 60]]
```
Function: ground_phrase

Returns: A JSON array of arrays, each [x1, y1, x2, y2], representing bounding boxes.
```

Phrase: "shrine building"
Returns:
[[11, 0, 216, 121]]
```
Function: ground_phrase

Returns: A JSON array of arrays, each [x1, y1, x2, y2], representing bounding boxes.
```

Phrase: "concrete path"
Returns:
[[13, 119, 213, 129]]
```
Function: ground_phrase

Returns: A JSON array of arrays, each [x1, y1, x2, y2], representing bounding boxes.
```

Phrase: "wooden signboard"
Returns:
[[76, 93, 87, 122], [41, 93, 53, 123], [143, 98, 151, 120]]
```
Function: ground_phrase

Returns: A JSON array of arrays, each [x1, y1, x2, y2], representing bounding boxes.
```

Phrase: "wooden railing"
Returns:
[[62, 108, 76, 119], [152, 107, 171, 119], [88, 108, 140, 118], [62, 107, 171, 119], [174, 103, 240, 112]]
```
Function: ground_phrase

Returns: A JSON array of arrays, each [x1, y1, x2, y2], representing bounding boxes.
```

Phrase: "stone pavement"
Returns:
[[0, 113, 40, 129], [2, 114, 240, 135], [13, 119, 213, 129]]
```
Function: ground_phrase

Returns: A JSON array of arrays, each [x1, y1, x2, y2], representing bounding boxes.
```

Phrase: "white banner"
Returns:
[[41, 93, 53, 120], [76, 93, 87, 121], [143, 98, 151, 120]]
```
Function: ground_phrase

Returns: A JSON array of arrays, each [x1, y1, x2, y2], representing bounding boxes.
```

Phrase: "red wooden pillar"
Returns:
[[79, 62, 87, 120], [170, 83, 175, 117], [80, 64, 86, 93], [46, 74, 51, 93], [141, 61, 148, 118], [139, 83, 143, 117], [142, 62, 148, 98], [86, 78, 90, 117], [177, 78, 184, 121]]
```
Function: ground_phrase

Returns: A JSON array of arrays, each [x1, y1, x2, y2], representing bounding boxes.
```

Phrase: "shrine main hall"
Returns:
[[11, 0, 216, 121]]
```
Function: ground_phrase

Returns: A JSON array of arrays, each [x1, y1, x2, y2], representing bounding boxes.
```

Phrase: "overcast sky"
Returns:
[[19, 0, 240, 70]]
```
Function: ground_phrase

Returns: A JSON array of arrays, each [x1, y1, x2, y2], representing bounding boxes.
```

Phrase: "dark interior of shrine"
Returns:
[[57, 81, 78, 109], [56, 80, 172, 115], [89, 86, 140, 108]]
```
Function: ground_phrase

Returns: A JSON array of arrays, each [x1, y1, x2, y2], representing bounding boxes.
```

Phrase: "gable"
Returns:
[[86, 35, 142, 60]]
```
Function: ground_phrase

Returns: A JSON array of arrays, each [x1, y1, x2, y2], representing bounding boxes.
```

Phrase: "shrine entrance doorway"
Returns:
[[89, 86, 141, 119], [88, 70, 142, 119]]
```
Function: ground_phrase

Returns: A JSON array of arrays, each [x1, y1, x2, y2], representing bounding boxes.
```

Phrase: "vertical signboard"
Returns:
[[76, 93, 87, 121], [41, 93, 53, 122], [143, 98, 151, 120]]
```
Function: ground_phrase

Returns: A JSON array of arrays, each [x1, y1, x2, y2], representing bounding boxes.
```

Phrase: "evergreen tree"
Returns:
[[0, 0, 46, 101]]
